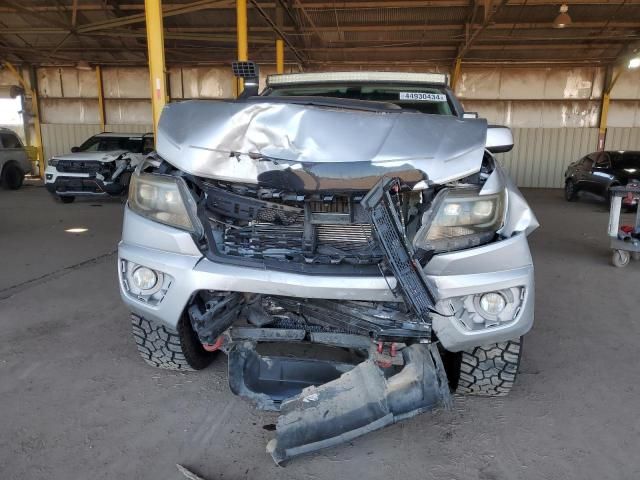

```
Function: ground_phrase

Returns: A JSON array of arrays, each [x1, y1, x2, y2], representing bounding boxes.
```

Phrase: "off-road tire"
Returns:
[[1, 163, 24, 190], [60, 196, 75, 204], [455, 338, 522, 396], [564, 180, 578, 202], [131, 313, 216, 371]]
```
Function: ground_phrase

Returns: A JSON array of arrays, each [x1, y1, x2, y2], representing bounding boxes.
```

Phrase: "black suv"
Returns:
[[564, 150, 640, 205]]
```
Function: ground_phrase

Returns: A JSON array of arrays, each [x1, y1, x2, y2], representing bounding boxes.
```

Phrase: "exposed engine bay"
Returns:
[[140, 148, 501, 346], [137, 155, 499, 463]]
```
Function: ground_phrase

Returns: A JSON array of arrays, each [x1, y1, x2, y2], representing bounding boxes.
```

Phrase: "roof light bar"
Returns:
[[267, 71, 448, 87]]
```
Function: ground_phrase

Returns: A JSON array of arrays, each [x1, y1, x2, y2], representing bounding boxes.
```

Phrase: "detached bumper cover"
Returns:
[[226, 340, 451, 464], [267, 343, 451, 464]]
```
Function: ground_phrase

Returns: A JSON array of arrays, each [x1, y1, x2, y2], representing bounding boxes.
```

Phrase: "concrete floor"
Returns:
[[1, 184, 639, 480]]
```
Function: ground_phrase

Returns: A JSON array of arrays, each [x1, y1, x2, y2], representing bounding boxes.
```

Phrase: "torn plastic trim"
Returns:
[[227, 340, 357, 412], [481, 160, 539, 237], [266, 343, 452, 464], [361, 177, 437, 323]]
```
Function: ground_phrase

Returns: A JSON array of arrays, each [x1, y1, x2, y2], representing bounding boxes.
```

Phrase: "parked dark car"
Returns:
[[564, 150, 640, 205]]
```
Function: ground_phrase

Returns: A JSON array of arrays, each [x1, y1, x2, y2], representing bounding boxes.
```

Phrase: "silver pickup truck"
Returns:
[[118, 67, 538, 463], [0, 127, 31, 190]]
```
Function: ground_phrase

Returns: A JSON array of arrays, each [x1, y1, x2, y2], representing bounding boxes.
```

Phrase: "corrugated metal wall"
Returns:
[[498, 126, 640, 188], [605, 127, 640, 150], [499, 128, 599, 188]]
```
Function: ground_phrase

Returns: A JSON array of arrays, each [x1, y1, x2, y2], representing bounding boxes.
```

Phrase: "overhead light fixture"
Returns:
[[65, 227, 89, 233], [553, 4, 572, 29], [76, 61, 92, 71], [629, 56, 640, 69]]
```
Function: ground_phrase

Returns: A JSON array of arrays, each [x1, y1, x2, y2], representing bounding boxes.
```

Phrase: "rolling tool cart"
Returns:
[[608, 183, 640, 267]]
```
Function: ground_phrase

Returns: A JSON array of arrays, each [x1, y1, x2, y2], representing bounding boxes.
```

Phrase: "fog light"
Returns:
[[132, 266, 158, 291], [478, 292, 506, 316]]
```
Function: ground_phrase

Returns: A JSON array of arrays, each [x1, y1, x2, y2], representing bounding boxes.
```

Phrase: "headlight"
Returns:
[[48, 158, 58, 167], [129, 173, 203, 237], [413, 187, 505, 252]]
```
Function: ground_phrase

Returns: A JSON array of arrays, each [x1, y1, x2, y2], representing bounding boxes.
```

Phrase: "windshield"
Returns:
[[613, 152, 640, 170], [265, 83, 454, 115], [78, 136, 143, 153]]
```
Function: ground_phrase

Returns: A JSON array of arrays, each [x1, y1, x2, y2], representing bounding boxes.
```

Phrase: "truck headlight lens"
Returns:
[[129, 173, 203, 237], [48, 158, 59, 167], [414, 187, 505, 252]]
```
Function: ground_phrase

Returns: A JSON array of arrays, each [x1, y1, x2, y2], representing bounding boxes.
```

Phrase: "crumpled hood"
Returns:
[[156, 100, 488, 191], [52, 150, 129, 163]]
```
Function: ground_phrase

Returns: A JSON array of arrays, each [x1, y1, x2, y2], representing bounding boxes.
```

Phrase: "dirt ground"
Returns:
[[1, 184, 639, 480]]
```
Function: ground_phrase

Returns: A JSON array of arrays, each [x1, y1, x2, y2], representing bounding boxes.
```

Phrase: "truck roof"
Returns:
[[267, 71, 448, 87]]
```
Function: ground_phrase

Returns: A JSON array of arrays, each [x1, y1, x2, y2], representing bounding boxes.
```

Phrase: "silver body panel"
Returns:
[[156, 100, 488, 189]]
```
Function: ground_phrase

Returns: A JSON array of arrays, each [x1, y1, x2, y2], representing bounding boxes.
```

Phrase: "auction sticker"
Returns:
[[399, 92, 447, 102]]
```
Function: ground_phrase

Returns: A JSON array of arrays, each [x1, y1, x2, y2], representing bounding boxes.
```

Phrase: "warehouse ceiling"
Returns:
[[0, 0, 639, 69]]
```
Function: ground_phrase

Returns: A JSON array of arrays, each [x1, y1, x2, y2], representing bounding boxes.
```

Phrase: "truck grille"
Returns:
[[204, 182, 384, 266], [56, 160, 102, 174], [224, 223, 305, 256], [223, 222, 380, 263]]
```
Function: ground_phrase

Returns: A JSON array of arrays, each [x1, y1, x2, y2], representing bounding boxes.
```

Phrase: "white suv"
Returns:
[[45, 132, 153, 203]]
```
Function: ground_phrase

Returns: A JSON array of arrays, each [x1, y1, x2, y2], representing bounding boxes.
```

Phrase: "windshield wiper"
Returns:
[[240, 95, 404, 113]]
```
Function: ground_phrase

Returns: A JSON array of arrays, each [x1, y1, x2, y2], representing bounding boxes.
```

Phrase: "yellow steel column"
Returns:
[[275, 2, 284, 74], [450, 57, 462, 91], [29, 82, 43, 178], [236, 0, 248, 94], [598, 68, 622, 151], [598, 93, 611, 151], [144, 0, 168, 140], [95, 65, 106, 131], [3, 62, 44, 178], [276, 39, 284, 74]]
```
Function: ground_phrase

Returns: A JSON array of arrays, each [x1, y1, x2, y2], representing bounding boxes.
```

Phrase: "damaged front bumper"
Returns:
[[44, 158, 132, 197], [119, 205, 534, 352], [45, 169, 126, 196], [118, 174, 535, 463]]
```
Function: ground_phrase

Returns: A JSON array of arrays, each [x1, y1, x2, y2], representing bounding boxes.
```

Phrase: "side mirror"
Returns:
[[486, 125, 514, 153], [70, 146, 80, 153], [463, 112, 479, 119]]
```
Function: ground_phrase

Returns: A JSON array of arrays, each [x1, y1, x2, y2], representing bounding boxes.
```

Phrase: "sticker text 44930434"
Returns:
[[399, 92, 447, 102]]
